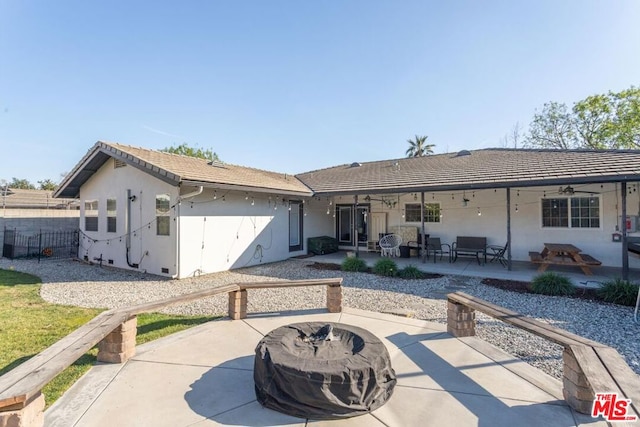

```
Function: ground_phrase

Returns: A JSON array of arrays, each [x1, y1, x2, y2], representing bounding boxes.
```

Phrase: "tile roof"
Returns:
[[1, 188, 78, 209], [56, 141, 313, 198], [295, 148, 640, 195]]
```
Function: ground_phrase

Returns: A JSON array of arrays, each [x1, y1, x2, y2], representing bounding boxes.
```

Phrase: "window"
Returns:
[[84, 200, 98, 232], [156, 194, 171, 236], [541, 197, 599, 228], [405, 203, 441, 223], [107, 198, 117, 233], [289, 201, 303, 251]]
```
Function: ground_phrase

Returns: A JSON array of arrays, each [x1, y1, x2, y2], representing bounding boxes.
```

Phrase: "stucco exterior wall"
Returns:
[[332, 183, 640, 268], [177, 190, 329, 277], [78, 158, 179, 276]]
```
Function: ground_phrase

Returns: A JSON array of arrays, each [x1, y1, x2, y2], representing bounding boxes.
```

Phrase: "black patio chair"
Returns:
[[426, 237, 451, 263], [487, 242, 508, 267]]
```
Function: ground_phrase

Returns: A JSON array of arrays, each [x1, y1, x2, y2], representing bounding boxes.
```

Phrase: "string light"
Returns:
[[515, 204, 519, 212], [477, 207, 482, 216], [251, 197, 255, 206]]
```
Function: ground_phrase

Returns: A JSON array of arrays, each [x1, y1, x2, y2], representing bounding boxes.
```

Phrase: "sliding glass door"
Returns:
[[336, 204, 369, 247]]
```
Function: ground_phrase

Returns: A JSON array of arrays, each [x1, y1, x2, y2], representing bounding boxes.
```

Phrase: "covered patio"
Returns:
[[308, 251, 640, 288]]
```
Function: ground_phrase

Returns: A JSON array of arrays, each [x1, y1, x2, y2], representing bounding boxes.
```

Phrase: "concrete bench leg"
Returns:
[[326, 285, 342, 313], [562, 347, 594, 414], [0, 391, 45, 427], [447, 300, 476, 337], [97, 316, 137, 363], [228, 290, 247, 320]]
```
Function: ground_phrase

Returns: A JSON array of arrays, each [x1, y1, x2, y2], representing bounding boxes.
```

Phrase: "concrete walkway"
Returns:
[[46, 308, 605, 427]]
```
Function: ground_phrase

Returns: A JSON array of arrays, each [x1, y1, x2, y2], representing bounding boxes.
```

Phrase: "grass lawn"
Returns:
[[0, 267, 215, 407]]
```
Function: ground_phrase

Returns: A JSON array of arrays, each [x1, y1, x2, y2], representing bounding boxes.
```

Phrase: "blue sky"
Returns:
[[1, 1, 639, 185]]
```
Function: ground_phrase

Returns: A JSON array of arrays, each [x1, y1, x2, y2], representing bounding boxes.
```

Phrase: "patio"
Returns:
[[45, 308, 605, 427], [311, 251, 640, 288]]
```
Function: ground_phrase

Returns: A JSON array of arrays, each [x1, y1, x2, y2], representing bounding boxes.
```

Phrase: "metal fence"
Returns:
[[2, 227, 79, 261]]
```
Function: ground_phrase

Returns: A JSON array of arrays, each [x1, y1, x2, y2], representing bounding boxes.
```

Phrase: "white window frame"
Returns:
[[541, 196, 601, 229], [404, 202, 441, 223]]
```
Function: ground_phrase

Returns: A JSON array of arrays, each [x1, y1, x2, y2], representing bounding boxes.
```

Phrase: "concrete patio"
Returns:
[[46, 308, 607, 427], [310, 251, 640, 288]]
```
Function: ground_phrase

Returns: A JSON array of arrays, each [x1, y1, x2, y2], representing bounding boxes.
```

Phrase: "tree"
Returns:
[[9, 178, 35, 189], [526, 87, 640, 150], [405, 135, 435, 157], [38, 179, 58, 191], [160, 143, 220, 161], [499, 122, 524, 148]]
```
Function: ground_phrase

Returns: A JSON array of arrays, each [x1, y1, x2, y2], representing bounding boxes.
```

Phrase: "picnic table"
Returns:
[[529, 243, 601, 275]]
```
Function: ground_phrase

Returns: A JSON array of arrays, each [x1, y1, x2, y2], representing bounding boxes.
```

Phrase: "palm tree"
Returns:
[[405, 135, 435, 157]]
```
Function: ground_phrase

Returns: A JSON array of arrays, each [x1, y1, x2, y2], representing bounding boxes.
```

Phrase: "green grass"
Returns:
[[0, 268, 215, 407]]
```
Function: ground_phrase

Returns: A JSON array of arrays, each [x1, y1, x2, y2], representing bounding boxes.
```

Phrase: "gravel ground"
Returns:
[[2, 257, 639, 381]]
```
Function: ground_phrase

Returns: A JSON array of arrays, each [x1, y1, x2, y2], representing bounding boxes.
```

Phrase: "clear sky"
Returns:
[[1, 1, 639, 185]]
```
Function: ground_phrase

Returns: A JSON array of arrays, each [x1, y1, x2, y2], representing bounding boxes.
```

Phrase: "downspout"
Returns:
[[125, 189, 136, 268], [175, 186, 204, 278]]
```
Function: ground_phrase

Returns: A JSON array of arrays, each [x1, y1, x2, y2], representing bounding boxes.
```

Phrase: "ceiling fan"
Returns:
[[558, 185, 599, 195]]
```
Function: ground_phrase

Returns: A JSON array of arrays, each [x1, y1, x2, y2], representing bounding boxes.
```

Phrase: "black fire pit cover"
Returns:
[[254, 322, 396, 420]]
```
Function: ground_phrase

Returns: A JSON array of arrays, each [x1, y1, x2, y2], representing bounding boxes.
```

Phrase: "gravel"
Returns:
[[2, 257, 639, 380]]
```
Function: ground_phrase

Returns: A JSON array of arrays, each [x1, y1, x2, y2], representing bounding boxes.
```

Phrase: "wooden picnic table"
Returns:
[[530, 243, 601, 275]]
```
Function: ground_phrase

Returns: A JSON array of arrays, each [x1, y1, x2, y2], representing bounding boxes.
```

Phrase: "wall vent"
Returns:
[[114, 159, 127, 168], [456, 150, 471, 157], [161, 267, 169, 274], [350, 162, 361, 168]]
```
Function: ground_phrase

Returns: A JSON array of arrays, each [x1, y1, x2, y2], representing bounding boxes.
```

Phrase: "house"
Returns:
[[55, 142, 640, 278]]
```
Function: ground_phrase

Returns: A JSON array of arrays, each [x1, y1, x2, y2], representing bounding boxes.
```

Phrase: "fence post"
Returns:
[[37, 229, 42, 263]]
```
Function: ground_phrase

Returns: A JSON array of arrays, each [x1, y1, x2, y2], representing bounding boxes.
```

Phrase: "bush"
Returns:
[[373, 259, 398, 277], [531, 272, 575, 296], [341, 256, 368, 272], [597, 278, 639, 306], [398, 265, 425, 279]]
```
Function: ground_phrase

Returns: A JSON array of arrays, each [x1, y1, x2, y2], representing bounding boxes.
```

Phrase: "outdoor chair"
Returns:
[[379, 233, 402, 257], [487, 242, 508, 267], [426, 237, 451, 263]]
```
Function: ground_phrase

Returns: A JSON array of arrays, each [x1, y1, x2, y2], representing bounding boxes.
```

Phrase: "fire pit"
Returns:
[[254, 322, 396, 420]]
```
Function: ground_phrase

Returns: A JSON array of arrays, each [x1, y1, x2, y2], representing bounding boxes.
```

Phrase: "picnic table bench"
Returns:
[[447, 291, 640, 419], [529, 243, 601, 275]]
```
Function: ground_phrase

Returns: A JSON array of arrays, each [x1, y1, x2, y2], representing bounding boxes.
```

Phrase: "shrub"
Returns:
[[373, 259, 398, 277], [597, 278, 639, 306], [341, 256, 368, 272], [398, 265, 425, 279], [530, 272, 575, 296]]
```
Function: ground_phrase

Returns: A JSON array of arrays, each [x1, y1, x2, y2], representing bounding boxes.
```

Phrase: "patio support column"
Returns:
[[506, 188, 512, 270], [354, 194, 359, 258], [622, 182, 629, 281], [420, 192, 426, 262]]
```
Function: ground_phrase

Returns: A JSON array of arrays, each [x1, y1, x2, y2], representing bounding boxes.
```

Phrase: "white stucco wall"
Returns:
[[79, 158, 179, 276], [329, 183, 640, 268], [177, 189, 330, 278]]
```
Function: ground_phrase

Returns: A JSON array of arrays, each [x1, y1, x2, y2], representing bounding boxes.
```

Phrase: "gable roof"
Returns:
[[295, 148, 640, 195], [55, 141, 313, 198]]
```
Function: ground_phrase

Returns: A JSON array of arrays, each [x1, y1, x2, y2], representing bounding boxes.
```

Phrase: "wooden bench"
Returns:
[[447, 291, 639, 418], [452, 236, 487, 265], [0, 278, 342, 427], [529, 251, 602, 275]]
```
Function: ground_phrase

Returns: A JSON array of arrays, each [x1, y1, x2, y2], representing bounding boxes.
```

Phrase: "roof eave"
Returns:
[[181, 180, 313, 197]]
